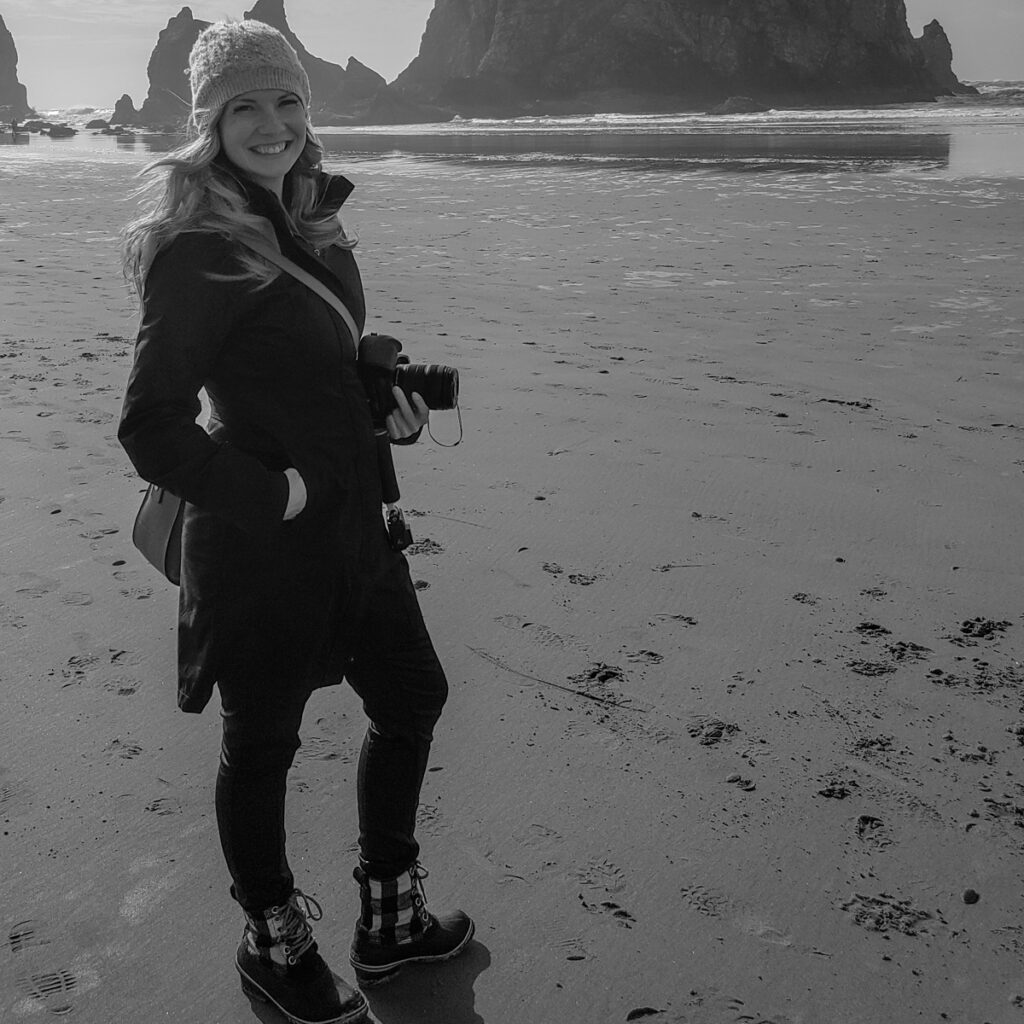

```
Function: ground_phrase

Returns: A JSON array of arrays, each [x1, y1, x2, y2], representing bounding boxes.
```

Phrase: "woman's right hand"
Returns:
[[385, 387, 429, 441]]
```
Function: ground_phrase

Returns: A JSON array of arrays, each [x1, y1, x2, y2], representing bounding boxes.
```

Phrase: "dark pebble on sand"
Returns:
[[963, 889, 980, 904]]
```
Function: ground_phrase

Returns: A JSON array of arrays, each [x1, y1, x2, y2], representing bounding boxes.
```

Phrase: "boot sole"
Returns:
[[351, 919, 475, 988], [237, 964, 369, 1024]]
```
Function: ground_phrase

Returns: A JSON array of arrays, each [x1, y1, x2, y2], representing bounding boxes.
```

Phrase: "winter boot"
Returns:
[[349, 863, 474, 987], [236, 890, 368, 1024]]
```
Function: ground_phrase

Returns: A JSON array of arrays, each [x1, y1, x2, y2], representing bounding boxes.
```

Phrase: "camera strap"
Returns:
[[238, 236, 360, 356]]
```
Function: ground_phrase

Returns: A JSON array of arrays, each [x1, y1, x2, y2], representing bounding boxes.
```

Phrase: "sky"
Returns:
[[3, 0, 1022, 111]]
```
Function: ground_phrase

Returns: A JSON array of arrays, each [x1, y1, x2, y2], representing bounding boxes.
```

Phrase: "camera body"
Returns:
[[357, 334, 459, 425]]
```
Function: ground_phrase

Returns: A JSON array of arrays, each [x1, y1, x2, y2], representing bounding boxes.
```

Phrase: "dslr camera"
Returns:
[[357, 333, 459, 425]]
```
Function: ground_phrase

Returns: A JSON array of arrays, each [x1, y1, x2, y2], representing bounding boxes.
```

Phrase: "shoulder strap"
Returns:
[[238, 236, 361, 354]]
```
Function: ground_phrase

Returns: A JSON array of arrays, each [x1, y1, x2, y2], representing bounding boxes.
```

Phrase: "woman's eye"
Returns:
[[281, 97, 300, 107]]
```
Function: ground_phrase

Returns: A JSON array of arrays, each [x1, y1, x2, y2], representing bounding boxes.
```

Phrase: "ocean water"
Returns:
[[9, 82, 1024, 179]]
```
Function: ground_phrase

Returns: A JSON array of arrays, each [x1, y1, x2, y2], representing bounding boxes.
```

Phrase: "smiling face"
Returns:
[[217, 88, 307, 197]]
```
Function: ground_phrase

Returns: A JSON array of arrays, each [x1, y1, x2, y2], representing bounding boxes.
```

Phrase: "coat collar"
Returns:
[[213, 156, 354, 235]]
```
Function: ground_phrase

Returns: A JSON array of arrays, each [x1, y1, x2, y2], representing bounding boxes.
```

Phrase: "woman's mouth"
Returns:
[[251, 141, 289, 155]]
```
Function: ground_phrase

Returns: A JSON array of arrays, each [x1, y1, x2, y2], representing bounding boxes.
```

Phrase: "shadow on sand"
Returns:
[[245, 940, 491, 1024]]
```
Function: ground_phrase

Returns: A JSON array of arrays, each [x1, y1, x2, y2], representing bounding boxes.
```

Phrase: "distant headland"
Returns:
[[2, 0, 979, 131]]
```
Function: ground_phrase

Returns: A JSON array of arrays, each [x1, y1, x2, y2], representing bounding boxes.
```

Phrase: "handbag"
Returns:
[[132, 484, 185, 585], [129, 237, 360, 585]]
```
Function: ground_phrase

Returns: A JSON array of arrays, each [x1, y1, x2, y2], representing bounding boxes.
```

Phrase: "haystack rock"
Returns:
[[395, 0, 978, 115], [915, 20, 979, 96], [111, 94, 141, 126], [122, 0, 445, 127], [244, 0, 446, 122], [138, 7, 210, 126], [0, 13, 33, 120]]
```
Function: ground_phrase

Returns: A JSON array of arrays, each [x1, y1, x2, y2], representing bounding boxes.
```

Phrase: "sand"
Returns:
[[2, 149, 1023, 1023]]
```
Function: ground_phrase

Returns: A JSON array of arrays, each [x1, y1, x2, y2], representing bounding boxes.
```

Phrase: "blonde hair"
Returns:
[[121, 112, 355, 297]]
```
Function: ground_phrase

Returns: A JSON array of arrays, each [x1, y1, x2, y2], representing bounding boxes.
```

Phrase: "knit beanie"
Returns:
[[189, 20, 311, 128]]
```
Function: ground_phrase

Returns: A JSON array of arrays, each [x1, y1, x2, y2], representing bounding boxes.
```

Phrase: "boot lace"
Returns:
[[269, 890, 322, 965], [409, 863, 433, 928]]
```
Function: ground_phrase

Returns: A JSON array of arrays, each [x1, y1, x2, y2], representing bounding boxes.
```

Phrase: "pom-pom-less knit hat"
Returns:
[[189, 20, 311, 128]]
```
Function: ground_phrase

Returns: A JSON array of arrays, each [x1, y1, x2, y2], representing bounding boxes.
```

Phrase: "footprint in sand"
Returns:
[[555, 936, 590, 963], [626, 649, 663, 665], [573, 857, 626, 895], [15, 969, 79, 1016], [855, 814, 894, 850], [854, 622, 892, 638], [7, 920, 82, 1018], [295, 734, 353, 764], [567, 572, 604, 586], [8, 921, 53, 955], [145, 796, 183, 817], [406, 537, 444, 557], [14, 573, 60, 598], [577, 893, 636, 928], [574, 858, 634, 927], [680, 883, 731, 919], [0, 773, 36, 819], [687, 717, 740, 746], [103, 676, 142, 697], [847, 659, 897, 678], [493, 613, 581, 651], [104, 738, 143, 762], [523, 823, 565, 850], [0, 601, 27, 629], [736, 916, 794, 948], [841, 892, 934, 936]]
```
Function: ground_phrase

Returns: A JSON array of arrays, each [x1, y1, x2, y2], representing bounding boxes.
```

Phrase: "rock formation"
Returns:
[[138, 7, 210, 126], [0, 13, 33, 121], [112, 94, 141, 126], [914, 20, 979, 96], [395, 0, 978, 114], [243, 0, 446, 122], [119, 1, 445, 128]]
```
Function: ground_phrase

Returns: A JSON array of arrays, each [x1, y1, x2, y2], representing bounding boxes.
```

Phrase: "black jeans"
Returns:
[[214, 557, 448, 914]]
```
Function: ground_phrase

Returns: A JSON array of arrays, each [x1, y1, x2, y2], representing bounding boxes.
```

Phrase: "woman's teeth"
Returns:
[[252, 142, 288, 155]]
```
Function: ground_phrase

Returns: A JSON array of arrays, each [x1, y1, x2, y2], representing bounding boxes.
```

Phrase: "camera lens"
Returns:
[[395, 363, 459, 410]]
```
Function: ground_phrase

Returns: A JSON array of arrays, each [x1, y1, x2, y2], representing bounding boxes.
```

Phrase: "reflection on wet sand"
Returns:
[[119, 128, 951, 173], [318, 130, 952, 172]]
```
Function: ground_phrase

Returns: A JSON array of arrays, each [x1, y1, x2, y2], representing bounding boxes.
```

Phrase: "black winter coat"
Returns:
[[119, 173, 395, 713]]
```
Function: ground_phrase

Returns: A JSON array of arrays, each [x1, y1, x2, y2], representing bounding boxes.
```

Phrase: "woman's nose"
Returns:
[[256, 106, 285, 133]]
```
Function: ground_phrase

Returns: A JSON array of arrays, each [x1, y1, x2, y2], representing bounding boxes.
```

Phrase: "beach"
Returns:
[[2, 127, 1023, 1023]]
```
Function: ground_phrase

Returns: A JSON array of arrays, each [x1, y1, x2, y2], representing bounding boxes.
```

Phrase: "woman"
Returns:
[[119, 20, 472, 1024]]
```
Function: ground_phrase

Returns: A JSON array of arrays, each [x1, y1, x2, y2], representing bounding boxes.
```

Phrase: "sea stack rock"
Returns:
[[123, 0, 446, 127], [396, 0, 968, 115], [111, 94, 141, 126], [138, 7, 210, 127], [245, 0, 350, 112], [915, 20, 979, 96], [0, 13, 33, 120], [244, 0, 443, 122]]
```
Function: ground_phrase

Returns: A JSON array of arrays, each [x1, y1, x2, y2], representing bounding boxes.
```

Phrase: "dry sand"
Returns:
[[2, 150, 1023, 1023]]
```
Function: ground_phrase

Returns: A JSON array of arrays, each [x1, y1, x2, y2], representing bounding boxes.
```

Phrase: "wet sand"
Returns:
[[2, 151, 1023, 1022]]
